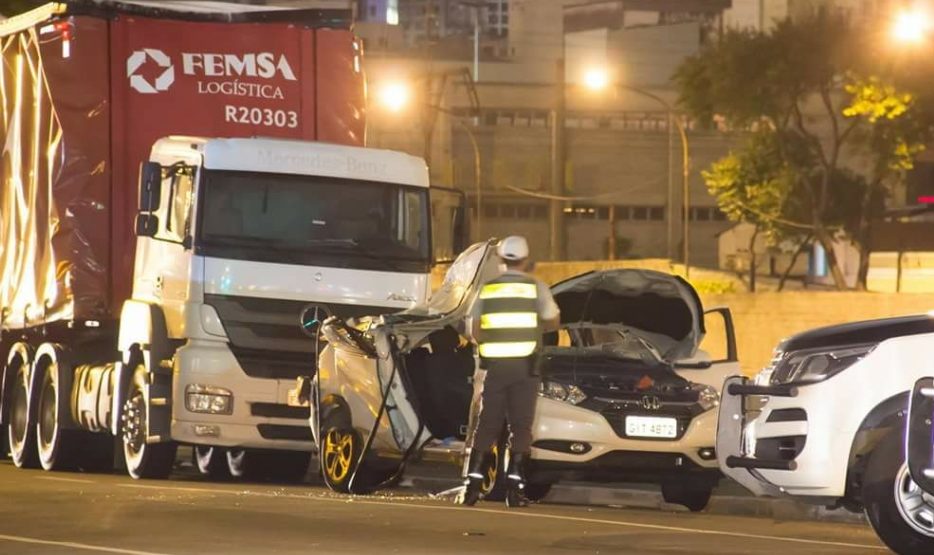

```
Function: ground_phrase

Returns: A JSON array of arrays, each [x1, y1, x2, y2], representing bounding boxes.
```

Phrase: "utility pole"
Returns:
[[459, 2, 484, 83], [550, 58, 567, 261]]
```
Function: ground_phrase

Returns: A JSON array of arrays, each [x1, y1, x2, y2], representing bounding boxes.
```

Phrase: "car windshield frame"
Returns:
[[193, 169, 431, 273]]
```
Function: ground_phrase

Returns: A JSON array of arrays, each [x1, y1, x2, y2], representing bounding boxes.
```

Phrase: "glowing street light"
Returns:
[[583, 66, 610, 92], [891, 7, 931, 44], [376, 81, 410, 113]]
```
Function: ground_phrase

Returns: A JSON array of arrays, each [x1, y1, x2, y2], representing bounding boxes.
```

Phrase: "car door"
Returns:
[[676, 307, 740, 391]]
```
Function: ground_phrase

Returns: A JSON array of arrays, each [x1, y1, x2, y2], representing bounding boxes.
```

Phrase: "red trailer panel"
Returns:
[[0, 2, 363, 330]]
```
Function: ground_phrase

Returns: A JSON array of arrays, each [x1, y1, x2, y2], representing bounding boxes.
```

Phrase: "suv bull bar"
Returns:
[[715, 376, 799, 496], [907, 377, 934, 495]]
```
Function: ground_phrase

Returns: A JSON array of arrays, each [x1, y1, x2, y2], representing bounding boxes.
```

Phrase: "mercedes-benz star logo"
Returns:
[[641, 395, 662, 411], [127, 48, 175, 94]]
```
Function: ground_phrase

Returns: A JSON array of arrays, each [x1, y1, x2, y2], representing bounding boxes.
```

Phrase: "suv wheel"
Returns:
[[863, 430, 934, 554]]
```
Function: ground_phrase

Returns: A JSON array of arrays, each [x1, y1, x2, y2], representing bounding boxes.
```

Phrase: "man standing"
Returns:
[[459, 236, 560, 507]]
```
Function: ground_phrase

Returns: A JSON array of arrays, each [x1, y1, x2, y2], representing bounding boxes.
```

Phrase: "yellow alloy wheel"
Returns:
[[482, 444, 499, 494], [323, 429, 355, 484]]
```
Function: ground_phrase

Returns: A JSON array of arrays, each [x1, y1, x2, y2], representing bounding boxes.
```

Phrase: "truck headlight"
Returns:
[[540, 381, 587, 405], [185, 384, 233, 415], [770, 344, 876, 385], [692, 384, 720, 411]]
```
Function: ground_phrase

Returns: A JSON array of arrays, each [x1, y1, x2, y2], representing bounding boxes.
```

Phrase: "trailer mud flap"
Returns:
[[907, 377, 934, 494]]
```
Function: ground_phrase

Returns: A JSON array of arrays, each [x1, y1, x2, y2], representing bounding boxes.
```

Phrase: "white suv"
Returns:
[[717, 316, 934, 554]]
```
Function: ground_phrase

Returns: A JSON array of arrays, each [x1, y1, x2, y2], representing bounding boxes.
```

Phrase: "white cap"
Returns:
[[497, 236, 530, 261]]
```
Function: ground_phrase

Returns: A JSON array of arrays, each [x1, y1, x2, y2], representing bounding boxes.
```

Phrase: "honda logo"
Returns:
[[127, 48, 175, 94], [641, 395, 662, 411]]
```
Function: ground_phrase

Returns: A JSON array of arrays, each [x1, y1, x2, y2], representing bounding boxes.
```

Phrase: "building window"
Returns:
[[649, 206, 664, 221], [632, 206, 648, 220]]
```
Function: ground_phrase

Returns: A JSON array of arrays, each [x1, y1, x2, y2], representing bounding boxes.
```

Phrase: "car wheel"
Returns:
[[863, 430, 934, 554], [318, 410, 394, 494], [480, 440, 509, 502], [121, 364, 176, 479], [662, 482, 713, 512], [195, 446, 231, 479], [524, 482, 553, 502]]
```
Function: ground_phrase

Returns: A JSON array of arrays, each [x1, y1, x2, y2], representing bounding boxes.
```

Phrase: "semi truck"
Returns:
[[0, 1, 465, 480]]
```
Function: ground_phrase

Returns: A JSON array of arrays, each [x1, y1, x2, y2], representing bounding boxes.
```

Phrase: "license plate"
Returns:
[[625, 416, 678, 439]]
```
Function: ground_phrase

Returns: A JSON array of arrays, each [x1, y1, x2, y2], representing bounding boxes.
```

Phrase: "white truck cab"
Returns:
[[112, 137, 452, 480]]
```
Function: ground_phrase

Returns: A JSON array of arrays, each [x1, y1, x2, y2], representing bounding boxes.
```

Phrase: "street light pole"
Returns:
[[550, 58, 567, 261]]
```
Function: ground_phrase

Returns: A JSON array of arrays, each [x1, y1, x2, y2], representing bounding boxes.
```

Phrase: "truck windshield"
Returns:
[[196, 170, 430, 272]]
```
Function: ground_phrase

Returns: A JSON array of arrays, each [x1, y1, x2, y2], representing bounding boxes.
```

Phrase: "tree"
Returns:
[[674, 10, 933, 290]]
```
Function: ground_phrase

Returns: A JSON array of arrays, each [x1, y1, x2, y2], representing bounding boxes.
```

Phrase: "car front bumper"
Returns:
[[530, 397, 720, 483]]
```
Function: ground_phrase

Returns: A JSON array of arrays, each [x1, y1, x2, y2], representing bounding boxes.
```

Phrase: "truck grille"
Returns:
[[204, 294, 395, 379]]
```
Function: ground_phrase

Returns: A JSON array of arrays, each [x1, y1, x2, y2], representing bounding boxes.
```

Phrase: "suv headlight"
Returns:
[[770, 344, 876, 385], [692, 384, 720, 411], [539, 381, 587, 405]]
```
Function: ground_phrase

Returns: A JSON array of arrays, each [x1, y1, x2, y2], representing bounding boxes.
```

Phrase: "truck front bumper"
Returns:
[[171, 341, 314, 452]]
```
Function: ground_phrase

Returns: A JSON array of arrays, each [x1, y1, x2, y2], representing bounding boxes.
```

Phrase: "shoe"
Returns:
[[505, 451, 531, 508], [456, 450, 490, 506]]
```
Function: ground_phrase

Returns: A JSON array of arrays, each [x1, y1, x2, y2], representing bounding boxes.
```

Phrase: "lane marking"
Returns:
[[0, 534, 177, 555], [36, 476, 95, 484], [118, 483, 885, 551]]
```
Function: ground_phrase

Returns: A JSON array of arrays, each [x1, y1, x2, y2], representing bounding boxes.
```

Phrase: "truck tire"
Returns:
[[36, 361, 82, 471], [662, 482, 714, 512], [195, 446, 231, 479], [121, 364, 176, 479], [863, 430, 934, 554], [226, 449, 309, 483], [7, 355, 39, 469]]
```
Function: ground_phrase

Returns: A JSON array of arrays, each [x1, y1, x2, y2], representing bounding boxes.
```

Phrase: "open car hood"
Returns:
[[550, 269, 705, 362]]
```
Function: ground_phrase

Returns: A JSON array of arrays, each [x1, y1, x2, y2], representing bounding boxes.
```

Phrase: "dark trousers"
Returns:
[[470, 359, 540, 455]]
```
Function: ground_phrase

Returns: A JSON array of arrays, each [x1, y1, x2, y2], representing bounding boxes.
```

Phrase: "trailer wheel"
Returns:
[[7, 350, 39, 469], [37, 361, 81, 471], [195, 446, 230, 479], [121, 364, 176, 479], [863, 429, 934, 554]]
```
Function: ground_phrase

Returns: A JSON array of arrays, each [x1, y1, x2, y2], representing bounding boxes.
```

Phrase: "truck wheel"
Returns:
[[36, 362, 81, 471], [226, 449, 309, 483], [195, 446, 231, 479], [8, 357, 39, 469], [863, 430, 934, 554], [662, 483, 713, 512], [121, 364, 176, 479]]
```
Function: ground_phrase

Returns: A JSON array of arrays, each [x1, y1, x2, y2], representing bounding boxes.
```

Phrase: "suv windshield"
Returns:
[[196, 170, 430, 273]]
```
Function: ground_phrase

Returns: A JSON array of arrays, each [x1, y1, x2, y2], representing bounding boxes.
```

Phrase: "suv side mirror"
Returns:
[[136, 213, 159, 237], [139, 162, 163, 212]]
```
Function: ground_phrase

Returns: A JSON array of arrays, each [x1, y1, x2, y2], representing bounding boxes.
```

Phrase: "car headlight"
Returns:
[[185, 384, 234, 415], [770, 344, 876, 385], [692, 384, 720, 411], [539, 381, 587, 405]]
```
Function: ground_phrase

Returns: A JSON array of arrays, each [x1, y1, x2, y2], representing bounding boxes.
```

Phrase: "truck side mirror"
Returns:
[[139, 162, 163, 212], [136, 213, 159, 237]]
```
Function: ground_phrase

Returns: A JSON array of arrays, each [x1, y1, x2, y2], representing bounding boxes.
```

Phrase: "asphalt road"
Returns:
[[0, 459, 887, 555]]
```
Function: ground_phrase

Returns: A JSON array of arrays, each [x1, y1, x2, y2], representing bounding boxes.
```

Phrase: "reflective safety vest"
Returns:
[[476, 273, 542, 359]]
